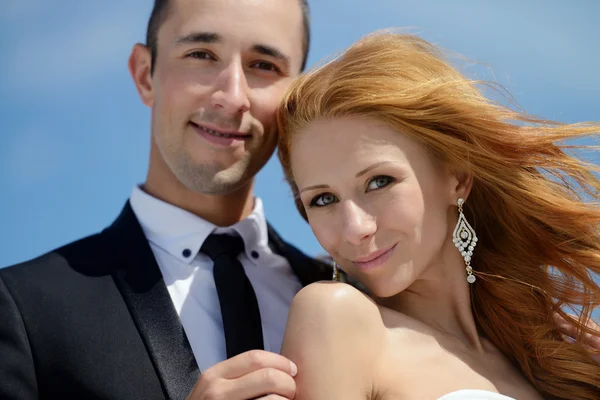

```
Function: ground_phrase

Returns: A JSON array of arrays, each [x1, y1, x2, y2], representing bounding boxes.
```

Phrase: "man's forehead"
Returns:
[[164, 0, 304, 60], [167, 0, 302, 38]]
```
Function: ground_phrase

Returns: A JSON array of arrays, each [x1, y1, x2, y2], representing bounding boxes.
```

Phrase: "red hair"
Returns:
[[277, 32, 600, 399]]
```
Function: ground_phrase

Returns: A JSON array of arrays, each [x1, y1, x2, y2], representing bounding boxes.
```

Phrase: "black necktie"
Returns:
[[201, 233, 264, 358]]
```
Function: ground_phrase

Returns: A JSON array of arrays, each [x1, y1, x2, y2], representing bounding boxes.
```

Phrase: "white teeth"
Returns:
[[200, 125, 238, 138]]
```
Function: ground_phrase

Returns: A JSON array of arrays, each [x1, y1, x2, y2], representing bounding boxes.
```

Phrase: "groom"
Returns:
[[0, 0, 331, 399]]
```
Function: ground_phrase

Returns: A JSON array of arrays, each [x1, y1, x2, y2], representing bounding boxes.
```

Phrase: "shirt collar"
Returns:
[[130, 185, 269, 265]]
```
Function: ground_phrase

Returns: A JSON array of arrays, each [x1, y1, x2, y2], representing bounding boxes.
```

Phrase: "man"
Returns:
[[0, 0, 330, 399]]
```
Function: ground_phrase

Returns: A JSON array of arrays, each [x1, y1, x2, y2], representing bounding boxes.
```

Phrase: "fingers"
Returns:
[[227, 367, 296, 400], [559, 313, 600, 332], [554, 312, 600, 351], [581, 331, 600, 350], [547, 313, 600, 367], [206, 350, 297, 380], [188, 351, 298, 400], [553, 313, 577, 337], [585, 318, 600, 330]]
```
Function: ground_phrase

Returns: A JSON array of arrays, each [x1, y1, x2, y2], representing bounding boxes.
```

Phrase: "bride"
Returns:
[[276, 31, 600, 399]]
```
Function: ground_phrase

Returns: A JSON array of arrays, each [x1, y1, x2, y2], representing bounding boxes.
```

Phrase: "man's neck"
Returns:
[[144, 153, 255, 228]]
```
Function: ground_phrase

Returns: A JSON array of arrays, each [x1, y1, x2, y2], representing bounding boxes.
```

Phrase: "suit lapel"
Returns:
[[100, 205, 330, 399], [267, 223, 332, 286], [103, 202, 199, 400]]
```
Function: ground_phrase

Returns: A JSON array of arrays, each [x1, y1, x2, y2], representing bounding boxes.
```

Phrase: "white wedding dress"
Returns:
[[438, 389, 516, 399]]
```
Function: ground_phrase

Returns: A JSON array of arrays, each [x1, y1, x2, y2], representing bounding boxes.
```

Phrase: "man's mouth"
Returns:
[[191, 122, 250, 140]]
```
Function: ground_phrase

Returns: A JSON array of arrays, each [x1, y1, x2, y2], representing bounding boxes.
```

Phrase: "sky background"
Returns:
[[1, 0, 599, 269]]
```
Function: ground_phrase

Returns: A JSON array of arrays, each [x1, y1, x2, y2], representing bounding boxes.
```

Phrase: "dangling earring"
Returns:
[[452, 198, 477, 284], [332, 262, 341, 282]]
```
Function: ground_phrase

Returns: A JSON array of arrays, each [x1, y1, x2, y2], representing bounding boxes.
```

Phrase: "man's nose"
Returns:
[[211, 60, 250, 115]]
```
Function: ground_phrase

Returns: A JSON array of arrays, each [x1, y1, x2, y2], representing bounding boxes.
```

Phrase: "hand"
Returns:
[[186, 350, 298, 400], [554, 313, 600, 365]]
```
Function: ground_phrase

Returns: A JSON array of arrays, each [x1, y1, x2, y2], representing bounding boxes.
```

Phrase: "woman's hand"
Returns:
[[554, 313, 600, 365]]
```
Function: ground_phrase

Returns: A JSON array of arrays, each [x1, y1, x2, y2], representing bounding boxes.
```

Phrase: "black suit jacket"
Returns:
[[0, 202, 332, 399]]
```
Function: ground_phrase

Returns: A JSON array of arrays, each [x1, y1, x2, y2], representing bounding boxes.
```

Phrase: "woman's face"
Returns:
[[290, 116, 461, 297]]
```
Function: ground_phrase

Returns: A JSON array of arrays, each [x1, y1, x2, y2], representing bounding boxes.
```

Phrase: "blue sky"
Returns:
[[1, 0, 599, 267]]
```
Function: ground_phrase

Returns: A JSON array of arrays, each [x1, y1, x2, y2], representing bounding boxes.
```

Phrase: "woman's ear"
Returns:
[[448, 169, 473, 205]]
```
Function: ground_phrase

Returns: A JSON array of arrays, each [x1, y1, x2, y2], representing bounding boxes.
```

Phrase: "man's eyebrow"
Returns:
[[174, 32, 221, 46], [252, 44, 291, 69]]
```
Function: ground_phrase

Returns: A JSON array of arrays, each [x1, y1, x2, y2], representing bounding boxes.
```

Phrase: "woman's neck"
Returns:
[[376, 246, 484, 352]]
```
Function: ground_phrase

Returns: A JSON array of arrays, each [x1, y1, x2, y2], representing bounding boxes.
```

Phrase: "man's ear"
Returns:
[[128, 43, 154, 107]]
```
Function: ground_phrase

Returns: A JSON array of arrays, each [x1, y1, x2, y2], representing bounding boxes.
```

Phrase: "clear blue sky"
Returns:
[[1, 0, 599, 268]]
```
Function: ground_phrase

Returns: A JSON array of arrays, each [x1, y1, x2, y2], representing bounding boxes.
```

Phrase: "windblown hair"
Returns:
[[277, 31, 600, 399]]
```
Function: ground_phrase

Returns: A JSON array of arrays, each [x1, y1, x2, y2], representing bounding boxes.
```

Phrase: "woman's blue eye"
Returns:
[[307, 176, 393, 208], [367, 176, 394, 191], [310, 193, 337, 207]]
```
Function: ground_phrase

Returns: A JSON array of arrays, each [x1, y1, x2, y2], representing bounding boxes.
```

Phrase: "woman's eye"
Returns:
[[310, 193, 338, 207], [367, 175, 394, 191]]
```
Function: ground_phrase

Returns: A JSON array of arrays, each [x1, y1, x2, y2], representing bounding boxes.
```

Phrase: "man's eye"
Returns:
[[251, 61, 280, 73], [309, 193, 338, 207], [366, 176, 395, 191], [187, 51, 215, 60]]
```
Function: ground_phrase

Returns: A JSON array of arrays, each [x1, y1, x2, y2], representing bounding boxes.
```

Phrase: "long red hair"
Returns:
[[277, 32, 600, 399]]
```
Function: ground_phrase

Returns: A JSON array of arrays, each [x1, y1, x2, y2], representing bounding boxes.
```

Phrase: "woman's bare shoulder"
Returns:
[[290, 282, 385, 335], [281, 282, 389, 399]]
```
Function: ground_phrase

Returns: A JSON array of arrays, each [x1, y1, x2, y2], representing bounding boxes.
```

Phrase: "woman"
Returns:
[[276, 32, 600, 399]]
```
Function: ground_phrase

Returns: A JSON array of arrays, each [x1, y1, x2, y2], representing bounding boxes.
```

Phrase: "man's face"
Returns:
[[145, 0, 304, 195]]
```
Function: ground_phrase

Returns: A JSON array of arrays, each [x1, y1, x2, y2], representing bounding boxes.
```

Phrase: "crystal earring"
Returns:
[[452, 198, 477, 284], [332, 262, 340, 282]]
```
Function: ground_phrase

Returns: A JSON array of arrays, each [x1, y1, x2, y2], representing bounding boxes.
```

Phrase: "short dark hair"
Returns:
[[145, 0, 311, 75]]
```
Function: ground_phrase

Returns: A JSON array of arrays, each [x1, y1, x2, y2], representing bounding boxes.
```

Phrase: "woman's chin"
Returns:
[[362, 280, 409, 299], [346, 267, 416, 299]]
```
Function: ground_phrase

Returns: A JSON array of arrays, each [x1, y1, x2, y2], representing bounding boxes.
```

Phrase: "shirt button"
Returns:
[[182, 248, 192, 258], [251, 250, 259, 259]]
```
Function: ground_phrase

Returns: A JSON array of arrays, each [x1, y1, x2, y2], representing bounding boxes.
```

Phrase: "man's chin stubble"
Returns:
[[177, 158, 253, 196]]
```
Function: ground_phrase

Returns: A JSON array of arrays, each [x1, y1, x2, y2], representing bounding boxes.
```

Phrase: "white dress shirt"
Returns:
[[130, 186, 303, 372]]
